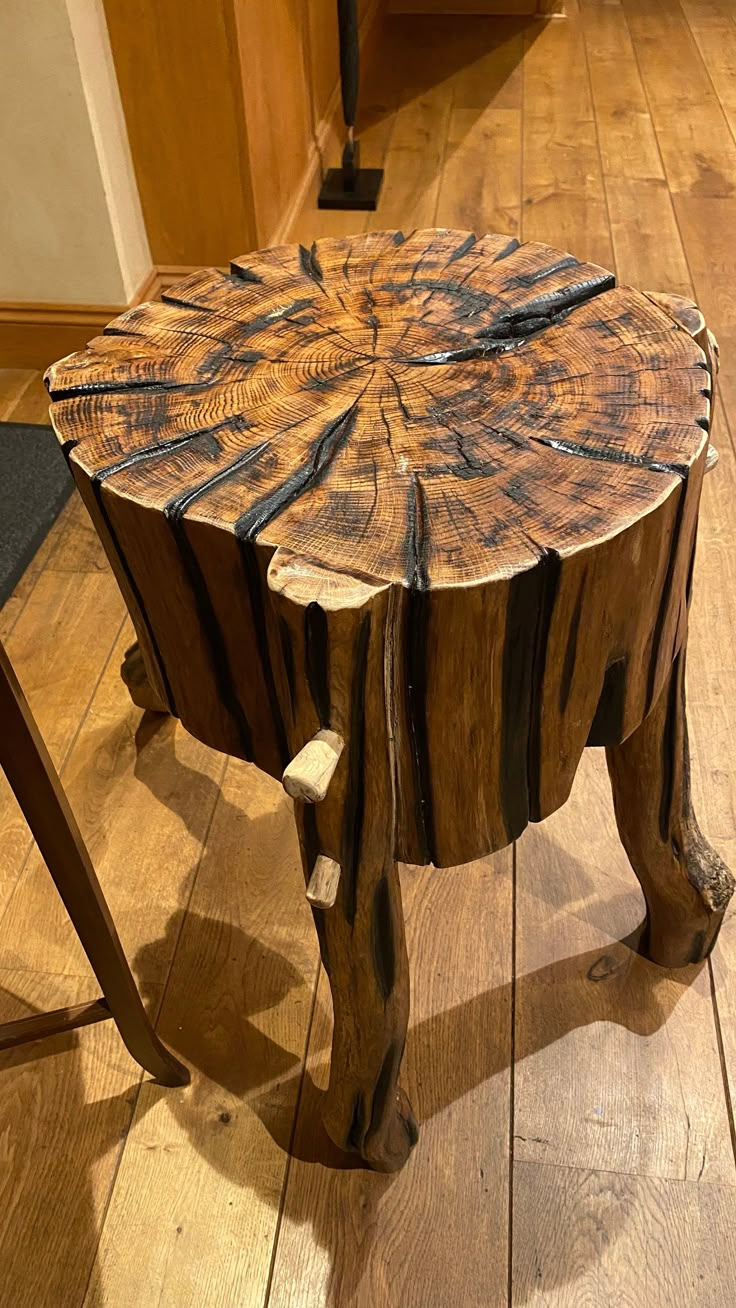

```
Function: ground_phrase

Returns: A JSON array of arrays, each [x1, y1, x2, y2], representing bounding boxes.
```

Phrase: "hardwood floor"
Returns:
[[2, 1, 736, 1302]]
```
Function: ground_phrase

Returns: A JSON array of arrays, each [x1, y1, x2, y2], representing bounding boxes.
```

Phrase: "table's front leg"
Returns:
[[270, 551, 417, 1172], [606, 647, 734, 967], [295, 798, 416, 1172]]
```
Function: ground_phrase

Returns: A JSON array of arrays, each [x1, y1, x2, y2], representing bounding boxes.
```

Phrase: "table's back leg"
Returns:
[[0, 641, 188, 1085], [606, 648, 734, 967], [120, 640, 169, 714]]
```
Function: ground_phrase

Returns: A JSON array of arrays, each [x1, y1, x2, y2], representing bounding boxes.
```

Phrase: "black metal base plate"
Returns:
[[318, 168, 384, 211]]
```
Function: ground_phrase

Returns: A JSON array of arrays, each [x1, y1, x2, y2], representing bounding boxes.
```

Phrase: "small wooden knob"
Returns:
[[282, 729, 344, 803], [306, 855, 342, 909], [706, 445, 719, 473]]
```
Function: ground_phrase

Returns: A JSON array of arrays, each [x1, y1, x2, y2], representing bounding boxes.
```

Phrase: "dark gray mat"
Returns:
[[0, 421, 74, 607]]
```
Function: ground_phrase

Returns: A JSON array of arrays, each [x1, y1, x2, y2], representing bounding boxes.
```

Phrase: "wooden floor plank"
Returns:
[[580, 0, 664, 184], [580, 0, 692, 294], [678, 0, 736, 146], [0, 623, 226, 983], [521, 11, 613, 266], [512, 1160, 736, 1306], [82, 763, 319, 1308], [0, 968, 160, 1308], [686, 410, 736, 1158], [435, 104, 522, 234], [268, 855, 513, 1308], [374, 86, 453, 230], [432, 15, 523, 236], [6, 372, 51, 425], [623, 0, 736, 198], [514, 755, 735, 1186], [0, 370, 40, 422], [447, 14, 525, 111]]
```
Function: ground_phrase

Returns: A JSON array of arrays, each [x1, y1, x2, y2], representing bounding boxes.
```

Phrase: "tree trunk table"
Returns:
[[46, 229, 734, 1173]]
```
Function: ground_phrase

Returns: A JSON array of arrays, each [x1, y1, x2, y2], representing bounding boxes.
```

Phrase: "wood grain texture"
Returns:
[[306, 854, 341, 908], [514, 750, 735, 1185], [512, 1160, 736, 1306], [46, 229, 712, 873], [269, 852, 513, 1306], [79, 760, 319, 1307], [0, 969, 161, 1308], [522, 12, 613, 269]]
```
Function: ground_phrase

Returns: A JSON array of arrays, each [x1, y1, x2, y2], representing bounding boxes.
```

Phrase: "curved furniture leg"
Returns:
[[606, 648, 734, 967], [271, 553, 417, 1171], [296, 801, 416, 1172], [0, 640, 188, 1085], [120, 640, 169, 714]]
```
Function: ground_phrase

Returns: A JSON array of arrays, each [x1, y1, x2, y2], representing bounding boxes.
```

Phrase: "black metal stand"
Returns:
[[318, 1, 383, 211]]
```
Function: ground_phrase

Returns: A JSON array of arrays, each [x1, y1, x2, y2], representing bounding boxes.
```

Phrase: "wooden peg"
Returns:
[[706, 445, 719, 473], [306, 855, 342, 909], [282, 729, 344, 803]]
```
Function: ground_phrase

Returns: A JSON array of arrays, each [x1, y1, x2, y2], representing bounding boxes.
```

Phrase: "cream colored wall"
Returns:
[[0, 0, 150, 306]]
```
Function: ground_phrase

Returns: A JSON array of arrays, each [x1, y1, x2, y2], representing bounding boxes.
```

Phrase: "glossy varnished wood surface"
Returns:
[[2, 1, 736, 1302]]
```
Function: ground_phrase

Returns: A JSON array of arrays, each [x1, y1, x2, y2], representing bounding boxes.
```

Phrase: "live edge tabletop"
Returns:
[[45, 229, 733, 1172]]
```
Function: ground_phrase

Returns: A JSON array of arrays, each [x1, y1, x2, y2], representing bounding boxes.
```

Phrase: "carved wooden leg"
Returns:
[[270, 552, 417, 1171], [606, 649, 734, 967], [295, 803, 416, 1171], [120, 640, 169, 714]]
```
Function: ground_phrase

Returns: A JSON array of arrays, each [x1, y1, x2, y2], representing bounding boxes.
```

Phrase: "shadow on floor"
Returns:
[[0, 707, 708, 1307], [129, 773, 700, 1306]]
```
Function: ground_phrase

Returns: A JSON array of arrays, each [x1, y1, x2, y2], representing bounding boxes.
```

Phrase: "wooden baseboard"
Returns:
[[388, 1, 563, 12], [0, 268, 167, 372]]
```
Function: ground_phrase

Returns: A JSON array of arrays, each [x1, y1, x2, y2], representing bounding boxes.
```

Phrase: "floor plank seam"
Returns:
[[431, 84, 455, 229], [262, 953, 323, 1308], [148, 754, 230, 1033], [620, 0, 736, 464], [77, 753, 231, 1301], [79, 1066, 148, 1308], [510, 1152, 736, 1189], [708, 955, 736, 1174], [676, 1, 736, 159], [578, 3, 617, 274]]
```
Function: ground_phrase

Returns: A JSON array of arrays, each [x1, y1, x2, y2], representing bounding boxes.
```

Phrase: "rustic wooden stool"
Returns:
[[46, 229, 734, 1173]]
